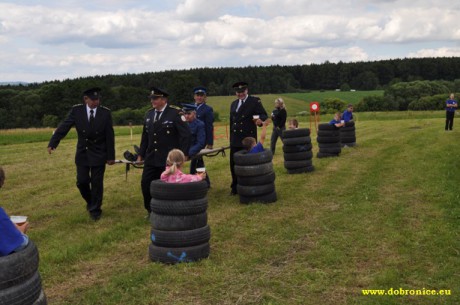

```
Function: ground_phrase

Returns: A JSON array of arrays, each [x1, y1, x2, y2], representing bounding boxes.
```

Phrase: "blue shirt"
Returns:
[[446, 99, 458, 112], [188, 119, 206, 156], [248, 142, 264, 154], [329, 119, 341, 125], [0, 207, 26, 256], [342, 110, 353, 122]]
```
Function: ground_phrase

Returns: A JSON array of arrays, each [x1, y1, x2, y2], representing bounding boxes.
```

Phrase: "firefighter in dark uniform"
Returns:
[[229, 82, 268, 195], [137, 87, 191, 215], [47, 87, 115, 221]]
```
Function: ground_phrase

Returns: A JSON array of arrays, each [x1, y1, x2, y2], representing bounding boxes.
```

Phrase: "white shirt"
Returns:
[[86, 105, 97, 121]]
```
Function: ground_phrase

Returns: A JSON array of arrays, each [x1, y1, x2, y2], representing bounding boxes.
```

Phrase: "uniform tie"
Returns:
[[154, 110, 162, 122], [236, 99, 244, 112], [89, 109, 94, 126]]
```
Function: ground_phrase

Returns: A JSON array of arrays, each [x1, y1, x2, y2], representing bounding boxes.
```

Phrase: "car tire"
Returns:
[[0, 271, 42, 305], [282, 128, 310, 138], [237, 182, 275, 197], [284, 160, 313, 169], [234, 162, 273, 177], [239, 191, 277, 204], [233, 149, 273, 166], [150, 198, 207, 216], [318, 124, 337, 130], [150, 180, 208, 200], [149, 242, 210, 264], [151, 225, 211, 248], [283, 151, 313, 161], [0, 241, 39, 290], [317, 136, 340, 143], [282, 136, 311, 145], [287, 165, 315, 174], [150, 212, 207, 231], [317, 152, 340, 158], [282, 143, 313, 153], [237, 171, 276, 186]]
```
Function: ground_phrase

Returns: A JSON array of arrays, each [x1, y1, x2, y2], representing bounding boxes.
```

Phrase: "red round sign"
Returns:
[[310, 102, 320, 112]]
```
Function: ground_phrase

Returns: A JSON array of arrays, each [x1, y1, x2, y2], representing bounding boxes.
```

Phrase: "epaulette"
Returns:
[[101, 105, 111, 111], [252, 96, 262, 103], [169, 104, 182, 111], [72, 104, 84, 108]]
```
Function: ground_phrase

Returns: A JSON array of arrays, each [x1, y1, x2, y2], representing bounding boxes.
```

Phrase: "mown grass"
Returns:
[[0, 116, 459, 305]]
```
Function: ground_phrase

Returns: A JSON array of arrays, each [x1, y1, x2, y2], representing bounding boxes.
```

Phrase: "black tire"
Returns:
[[150, 212, 207, 231], [317, 136, 340, 144], [239, 191, 277, 204], [233, 149, 273, 166], [33, 289, 47, 305], [150, 180, 208, 200], [318, 142, 342, 148], [318, 124, 337, 131], [282, 143, 312, 153], [287, 165, 315, 174], [149, 242, 210, 264], [340, 130, 355, 137], [150, 198, 207, 215], [341, 126, 355, 132], [342, 142, 357, 147], [284, 160, 313, 169], [151, 225, 211, 248], [0, 271, 42, 305], [0, 240, 39, 290], [234, 162, 273, 177], [237, 182, 275, 197], [282, 136, 311, 145], [341, 136, 356, 143], [282, 128, 310, 138], [237, 171, 276, 186], [283, 151, 313, 161], [317, 130, 340, 137], [317, 152, 340, 158], [344, 121, 355, 127], [319, 147, 342, 154]]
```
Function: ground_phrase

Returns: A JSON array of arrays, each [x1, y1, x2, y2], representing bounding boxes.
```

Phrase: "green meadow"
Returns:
[[0, 105, 459, 304]]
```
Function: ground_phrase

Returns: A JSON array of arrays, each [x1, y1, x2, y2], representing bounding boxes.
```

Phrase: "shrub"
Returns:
[[320, 98, 346, 114], [408, 94, 452, 111], [355, 96, 399, 112], [42, 114, 59, 128]]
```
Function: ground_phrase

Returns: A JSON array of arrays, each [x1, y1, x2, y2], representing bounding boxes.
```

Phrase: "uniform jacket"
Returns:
[[230, 95, 268, 148], [139, 105, 191, 167], [272, 108, 287, 128], [195, 103, 214, 146], [188, 119, 206, 157], [48, 104, 115, 166]]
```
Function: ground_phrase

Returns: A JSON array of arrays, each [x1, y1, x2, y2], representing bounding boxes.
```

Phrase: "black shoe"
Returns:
[[90, 214, 101, 221], [230, 191, 237, 196]]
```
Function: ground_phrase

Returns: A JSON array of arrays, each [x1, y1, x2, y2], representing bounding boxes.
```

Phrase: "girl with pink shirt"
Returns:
[[160, 149, 206, 183]]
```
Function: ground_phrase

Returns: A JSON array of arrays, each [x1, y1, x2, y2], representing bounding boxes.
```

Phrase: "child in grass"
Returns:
[[242, 120, 270, 154], [160, 149, 206, 183]]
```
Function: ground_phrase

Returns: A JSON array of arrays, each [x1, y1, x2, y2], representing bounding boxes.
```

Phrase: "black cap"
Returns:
[[193, 86, 207, 95], [181, 103, 197, 113], [83, 87, 102, 100], [149, 87, 169, 98], [232, 81, 248, 92]]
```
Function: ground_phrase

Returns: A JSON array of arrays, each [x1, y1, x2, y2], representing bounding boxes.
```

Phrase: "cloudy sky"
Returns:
[[1, 0, 459, 83]]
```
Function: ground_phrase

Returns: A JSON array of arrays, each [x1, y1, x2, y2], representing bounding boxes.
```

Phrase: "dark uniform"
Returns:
[[139, 89, 191, 213], [48, 88, 115, 220], [270, 107, 287, 154], [194, 86, 214, 148], [229, 82, 267, 194]]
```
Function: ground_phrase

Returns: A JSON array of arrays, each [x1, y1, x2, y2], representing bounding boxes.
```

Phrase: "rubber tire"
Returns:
[[340, 130, 356, 137], [0, 271, 42, 305], [239, 190, 277, 204], [234, 162, 273, 177], [341, 136, 356, 143], [342, 142, 357, 147], [151, 225, 211, 247], [282, 143, 312, 153], [237, 171, 276, 186], [344, 121, 355, 127], [150, 180, 208, 200], [317, 136, 340, 144], [150, 198, 207, 216], [318, 142, 342, 148], [149, 242, 210, 264], [317, 152, 340, 158], [287, 165, 315, 174], [283, 151, 313, 161], [33, 289, 47, 305], [237, 182, 275, 197], [284, 160, 313, 169], [318, 124, 337, 131], [319, 147, 342, 154], [0, 240, 39, 290], [318, 130, 340, 137], [150, 212, 207, 231], [282, 136, 311, 145], [233, 149, 273, 166], [282, 128, 310, 138], [341, 126, 355, 132]]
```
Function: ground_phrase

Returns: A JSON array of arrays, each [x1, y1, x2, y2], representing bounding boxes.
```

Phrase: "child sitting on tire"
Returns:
[[242, 120, 270, 154], [329, 112, 345, 128], [287, 118, 299, 130], [161, 149, 207, 183]]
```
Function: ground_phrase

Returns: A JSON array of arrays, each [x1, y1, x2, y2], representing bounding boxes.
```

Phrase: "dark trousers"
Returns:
[[446, 111, 455, 130], [190, 157, 210, 187], [76, 165, 106, 217], [230, 146, 245, 194], [141, 165, 165, 213], [270, 127, 285, 154]]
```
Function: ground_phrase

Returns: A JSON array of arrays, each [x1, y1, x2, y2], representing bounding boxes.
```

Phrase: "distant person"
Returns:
[[0, 167, 29, 256], [229, 81, 268, 195], [445, 93, 458, 131], [342, 104, 354, 122], [47, 87, 115, 221], [242, 120, 270, 154], [193, 86, 214, 149], [287, 118, 299, 130], [329, 112, 345, 128], [270, 97, 287, 154], [137, 87, 191, 216], [160, 149, 206, 183]]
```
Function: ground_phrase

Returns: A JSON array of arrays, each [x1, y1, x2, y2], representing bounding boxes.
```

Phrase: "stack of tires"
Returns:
[[282, 128, 315, 174], [0, 241, 47, 305], [234, 149, 277, 204], [340, 121, 356, 147], [149, 180, 210, 264], [317, 124, 341, 158]]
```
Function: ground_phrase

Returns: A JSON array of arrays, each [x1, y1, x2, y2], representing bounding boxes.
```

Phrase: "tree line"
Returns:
[[1, 57, 460, 128]]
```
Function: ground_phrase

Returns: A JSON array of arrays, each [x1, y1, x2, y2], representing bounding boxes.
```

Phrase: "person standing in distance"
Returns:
[[47, 87, 115, 221], [270, 97, 287, 154], [445, 93, 458, 131], [229, 81, 268, 195], [137, 87, 191, 216], [342, 104, 354, 122]]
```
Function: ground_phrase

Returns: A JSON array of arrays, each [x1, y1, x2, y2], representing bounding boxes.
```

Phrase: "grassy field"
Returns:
[[0, 115, 459, 305]]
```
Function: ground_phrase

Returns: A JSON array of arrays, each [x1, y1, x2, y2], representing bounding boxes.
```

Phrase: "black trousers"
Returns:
[[141, 165, 165, 213], [76, 165, 106, 217], [270, 127, 285, 154], [230, 146, 245, 194], [190, 157, 210, 187], [446, 111, 455, 130]]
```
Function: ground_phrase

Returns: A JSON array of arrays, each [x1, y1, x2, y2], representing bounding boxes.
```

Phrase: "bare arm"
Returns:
[[259, 120, 271, 145]]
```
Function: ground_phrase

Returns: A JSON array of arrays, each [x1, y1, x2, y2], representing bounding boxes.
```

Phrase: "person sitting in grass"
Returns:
[[242, 120, 271, 154], [329, 112, 345, 128], [287, 118, 299, 130], [0, 167, 29, 256], [160, 149, 206, 183]]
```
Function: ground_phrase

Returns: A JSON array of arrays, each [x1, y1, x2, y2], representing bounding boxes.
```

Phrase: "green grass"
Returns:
[[0, 116, 459, 305]]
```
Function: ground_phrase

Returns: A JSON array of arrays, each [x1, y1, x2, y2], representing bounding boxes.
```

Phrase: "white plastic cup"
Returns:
[[253, 115, 260, 119], [196, 167, 206, 173], [341, 120, 345, 124], [10, 215, 28, 225]]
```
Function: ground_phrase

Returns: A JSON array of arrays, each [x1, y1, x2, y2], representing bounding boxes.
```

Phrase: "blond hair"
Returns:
[[165, 149, 185, 175], [275, 97, 286, 110]]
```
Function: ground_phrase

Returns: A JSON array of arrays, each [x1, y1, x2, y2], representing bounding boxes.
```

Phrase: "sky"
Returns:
[[0, 0, 459, 83]]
